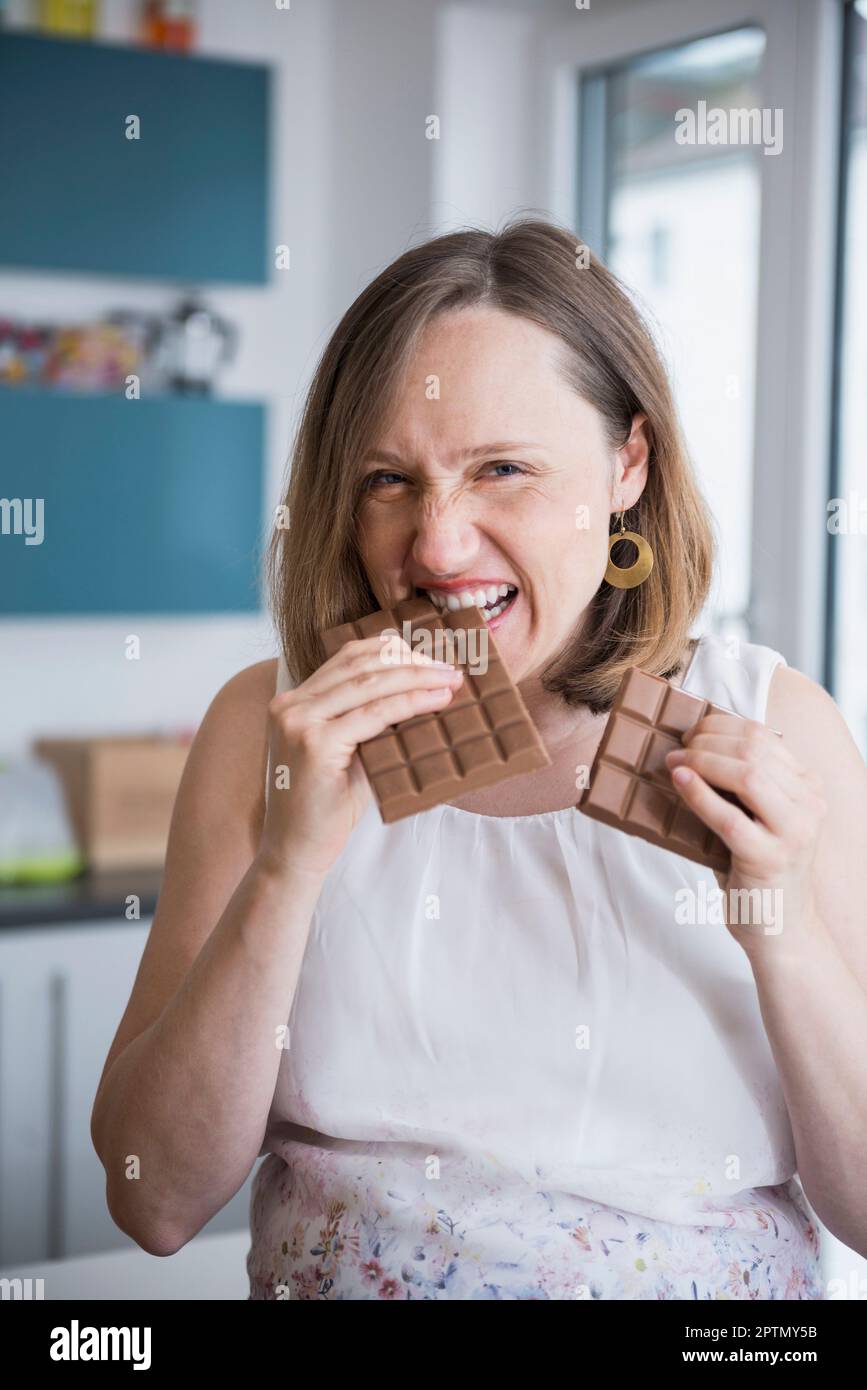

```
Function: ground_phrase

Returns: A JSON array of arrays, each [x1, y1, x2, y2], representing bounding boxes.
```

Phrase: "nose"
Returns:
[[410, 496, 479, 579]]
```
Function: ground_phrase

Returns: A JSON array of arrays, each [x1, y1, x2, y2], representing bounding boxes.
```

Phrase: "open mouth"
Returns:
[[416, 584, 518, 622]]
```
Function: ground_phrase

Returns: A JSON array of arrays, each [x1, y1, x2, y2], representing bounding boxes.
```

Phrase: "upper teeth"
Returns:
[[425, 583, 516, 611]]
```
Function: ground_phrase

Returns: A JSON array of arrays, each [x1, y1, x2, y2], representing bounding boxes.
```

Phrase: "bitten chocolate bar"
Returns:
[[320, 598, 550, 822], [577, 666, 764, 872]]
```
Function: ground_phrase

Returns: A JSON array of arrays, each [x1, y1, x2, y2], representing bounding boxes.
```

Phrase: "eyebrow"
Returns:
[[364, 441, 546, 466]]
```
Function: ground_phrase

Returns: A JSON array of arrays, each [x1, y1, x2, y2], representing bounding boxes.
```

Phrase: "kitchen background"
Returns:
[[0, 0, 865, 1299]]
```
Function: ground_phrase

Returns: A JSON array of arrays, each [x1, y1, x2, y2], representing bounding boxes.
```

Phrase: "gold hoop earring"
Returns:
[[604, 509, 654, 588]]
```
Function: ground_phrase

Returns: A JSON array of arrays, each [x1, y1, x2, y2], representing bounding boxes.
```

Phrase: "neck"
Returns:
[[516, 673, 603, 753]]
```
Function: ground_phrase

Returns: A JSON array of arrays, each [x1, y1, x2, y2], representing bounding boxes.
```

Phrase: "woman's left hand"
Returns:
[[665, 714, 829, 958]]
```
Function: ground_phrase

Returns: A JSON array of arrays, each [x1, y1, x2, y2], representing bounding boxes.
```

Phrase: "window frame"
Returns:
[[825, 0, 863, 702], [536, 0, 844, 684]]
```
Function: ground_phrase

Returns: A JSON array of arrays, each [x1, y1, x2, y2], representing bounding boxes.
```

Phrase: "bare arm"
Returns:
[[667, 663, 867, 1255], [751, 666, 867, 1254], [90, 660, 325, 1255], [90, 642, 462, 1255]]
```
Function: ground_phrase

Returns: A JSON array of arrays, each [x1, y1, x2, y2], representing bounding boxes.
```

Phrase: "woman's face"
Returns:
[[356, 307, 649, 685]]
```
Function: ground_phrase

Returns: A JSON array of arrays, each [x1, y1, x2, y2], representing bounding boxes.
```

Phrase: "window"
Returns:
[[579, 27, 766, 644]]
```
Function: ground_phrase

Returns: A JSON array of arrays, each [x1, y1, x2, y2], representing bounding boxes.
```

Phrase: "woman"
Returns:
[[92, 217, 867, 1300]]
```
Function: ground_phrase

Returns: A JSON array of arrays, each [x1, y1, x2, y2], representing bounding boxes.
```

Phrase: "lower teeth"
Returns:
[[484, 596, 512, 619]]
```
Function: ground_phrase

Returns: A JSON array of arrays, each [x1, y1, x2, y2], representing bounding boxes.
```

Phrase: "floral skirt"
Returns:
[[246, 1142, 824, 1301]]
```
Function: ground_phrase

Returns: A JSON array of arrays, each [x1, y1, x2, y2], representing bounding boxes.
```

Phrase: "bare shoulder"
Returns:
[[208, 657, 278, 729], [208, 656, 279, 717], [767, 661, 867, 987], [765, 660, 867, 802], [138, 651, 280, 927], [765, 661, 861, 767], [178, 657, 278, 830]]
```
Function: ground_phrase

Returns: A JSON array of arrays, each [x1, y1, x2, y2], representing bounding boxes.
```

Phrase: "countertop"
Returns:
[[0, 868, 162, 928]]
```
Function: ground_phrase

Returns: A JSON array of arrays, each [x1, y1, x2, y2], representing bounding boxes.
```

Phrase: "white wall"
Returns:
[[432, 3, 541, 229]]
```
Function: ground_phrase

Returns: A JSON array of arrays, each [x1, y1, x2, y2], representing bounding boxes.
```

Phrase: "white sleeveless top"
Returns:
[[246, 633, 823, 1300]]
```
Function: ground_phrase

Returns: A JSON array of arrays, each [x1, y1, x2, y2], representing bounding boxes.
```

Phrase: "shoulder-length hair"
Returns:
[[267, 214, 716, 714]]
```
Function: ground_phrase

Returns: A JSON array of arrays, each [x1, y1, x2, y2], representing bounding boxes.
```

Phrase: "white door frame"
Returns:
[[534, 0, 844, 681]]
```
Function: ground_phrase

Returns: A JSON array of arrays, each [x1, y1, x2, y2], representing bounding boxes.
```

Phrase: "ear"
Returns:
[[612, 412, 651, 510]]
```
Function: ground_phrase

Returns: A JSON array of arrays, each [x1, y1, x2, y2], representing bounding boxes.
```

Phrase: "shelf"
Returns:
[[0, 389, 266, 615], [0, 32, 270, 284], [0, 382, 257, 404]]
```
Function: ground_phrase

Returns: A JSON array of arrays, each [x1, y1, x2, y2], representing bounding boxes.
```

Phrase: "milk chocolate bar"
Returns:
[[577, 666, 765, 872], [320, 598, 550, 822]]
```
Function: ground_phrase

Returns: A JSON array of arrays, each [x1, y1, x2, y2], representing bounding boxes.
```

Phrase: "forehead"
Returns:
[[375, 307, 590, 454]]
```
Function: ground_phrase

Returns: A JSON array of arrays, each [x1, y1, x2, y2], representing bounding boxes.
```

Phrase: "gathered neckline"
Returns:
[[432, 635, 705, 825]]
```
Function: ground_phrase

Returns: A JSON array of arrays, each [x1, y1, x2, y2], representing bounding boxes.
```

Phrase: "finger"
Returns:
[[277, 636, 456, 704], [324, 681, 460, 753], [668, 766, 777, 862], [684, 713, 770, 740], [682, 727, 803, 777], [668, 749, 808, 841], [317, 646, 458, 702], [319, 634, 456, 682], [669, 739, 805, 803], [289, 659, 464, 724]]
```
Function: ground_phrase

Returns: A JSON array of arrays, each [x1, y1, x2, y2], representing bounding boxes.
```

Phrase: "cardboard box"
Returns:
[[34, 736, 192, 872]]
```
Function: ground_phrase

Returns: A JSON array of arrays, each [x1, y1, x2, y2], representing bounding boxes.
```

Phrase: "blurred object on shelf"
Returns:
[[0, 758, 85, 885], [0, 318, 52, 384], [0, 315, 141, 389], [150, 296, 237, 394], [36, 0, 99, 38], [43, 321, 141, 390], [139, 0, 197, 52], [103, 308, 162, 383], [34, 734, 195, 872], [0, 302, 238, 395]]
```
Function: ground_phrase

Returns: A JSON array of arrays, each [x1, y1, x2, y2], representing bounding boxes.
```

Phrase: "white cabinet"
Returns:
[[0, 919, 256, 1266]]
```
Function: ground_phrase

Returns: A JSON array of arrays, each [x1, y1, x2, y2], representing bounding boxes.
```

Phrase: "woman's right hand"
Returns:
[[257, 636, 464, 880]]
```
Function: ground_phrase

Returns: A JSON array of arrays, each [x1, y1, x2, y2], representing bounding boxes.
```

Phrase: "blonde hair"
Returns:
[[267, 214, 715, 713]]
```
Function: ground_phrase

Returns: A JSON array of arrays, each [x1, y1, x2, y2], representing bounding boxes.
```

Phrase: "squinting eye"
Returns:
[[362, 471, 407, 490], [361, 463, 525, 491]]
